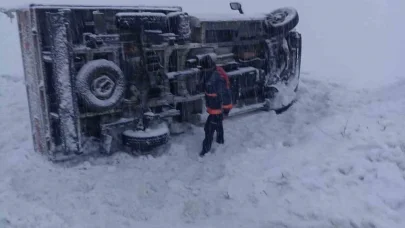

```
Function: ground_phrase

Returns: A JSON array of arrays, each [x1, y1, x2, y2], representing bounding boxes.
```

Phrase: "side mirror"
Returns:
[[230, 2, 244, 14]]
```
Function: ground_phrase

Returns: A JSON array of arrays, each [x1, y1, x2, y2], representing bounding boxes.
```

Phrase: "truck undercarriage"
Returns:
[[11, 3, 302, 160]]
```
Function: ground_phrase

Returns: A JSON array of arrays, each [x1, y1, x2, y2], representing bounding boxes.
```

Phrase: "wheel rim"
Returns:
[[91, 75, 116, 100]]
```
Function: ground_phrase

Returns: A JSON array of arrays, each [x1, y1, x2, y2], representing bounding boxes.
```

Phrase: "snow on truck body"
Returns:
[[12, 3, 302, 161]]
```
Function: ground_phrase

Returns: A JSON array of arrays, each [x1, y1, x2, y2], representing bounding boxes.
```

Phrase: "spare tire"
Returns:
[[122, 122, 170, 152], [264, 7, 299, 36], [75, 59, 126, 112]]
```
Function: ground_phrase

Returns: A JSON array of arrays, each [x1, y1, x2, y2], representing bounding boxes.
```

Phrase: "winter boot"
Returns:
[[216, 136, 224, 144], [199, 150, 208, 157]]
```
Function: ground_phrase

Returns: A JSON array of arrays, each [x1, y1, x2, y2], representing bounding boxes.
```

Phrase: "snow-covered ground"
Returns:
[[1, 0, 405, 227]]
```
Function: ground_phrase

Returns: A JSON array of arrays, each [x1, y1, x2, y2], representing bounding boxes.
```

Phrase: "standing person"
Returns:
[[199, 55, 233, 157]]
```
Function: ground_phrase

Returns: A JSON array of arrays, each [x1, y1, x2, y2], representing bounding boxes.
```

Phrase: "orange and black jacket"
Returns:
[[204, 66, 233, 115]]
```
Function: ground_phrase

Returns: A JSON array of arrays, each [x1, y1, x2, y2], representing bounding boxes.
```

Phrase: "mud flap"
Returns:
[[47, 10, 81, 155]]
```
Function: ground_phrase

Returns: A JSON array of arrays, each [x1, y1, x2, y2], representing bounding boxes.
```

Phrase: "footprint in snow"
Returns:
[[338, 164, 354, 176], [282, 139, 295, 148], [348, 144, 382, 151], [0, 218, 11, 226]]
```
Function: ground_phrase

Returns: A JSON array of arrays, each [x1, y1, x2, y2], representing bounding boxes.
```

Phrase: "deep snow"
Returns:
[[1, 0, 405, 227]]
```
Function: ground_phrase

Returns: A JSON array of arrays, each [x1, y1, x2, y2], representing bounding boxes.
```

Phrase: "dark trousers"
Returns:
[[201, 114, 224, 154]]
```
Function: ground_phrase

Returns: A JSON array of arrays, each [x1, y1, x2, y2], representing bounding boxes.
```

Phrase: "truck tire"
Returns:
[[264, 7, 299, 36], [75, 59, 126, 112], [122, 123, 170, 152]]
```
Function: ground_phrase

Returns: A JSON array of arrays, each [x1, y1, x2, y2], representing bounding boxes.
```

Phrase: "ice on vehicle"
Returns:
[[190, 13, 266, 22], [123, 122, 169, 138], [115, 12, 167, 17]]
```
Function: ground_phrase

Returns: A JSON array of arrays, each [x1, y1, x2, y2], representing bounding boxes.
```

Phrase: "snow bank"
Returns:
[[2, 71, 405, 228]]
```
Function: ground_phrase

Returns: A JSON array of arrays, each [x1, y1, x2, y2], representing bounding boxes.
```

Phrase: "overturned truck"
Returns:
[[13, 2, 302, 160]]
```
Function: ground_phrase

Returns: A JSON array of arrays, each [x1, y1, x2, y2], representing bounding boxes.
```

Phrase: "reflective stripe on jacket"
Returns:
[[204, 66, 233, 114]]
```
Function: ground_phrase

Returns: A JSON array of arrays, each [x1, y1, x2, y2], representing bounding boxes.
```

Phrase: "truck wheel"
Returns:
[[75, 59, 126, 112], [264, 7, 299, 36], [122, 122, 170, 152]]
